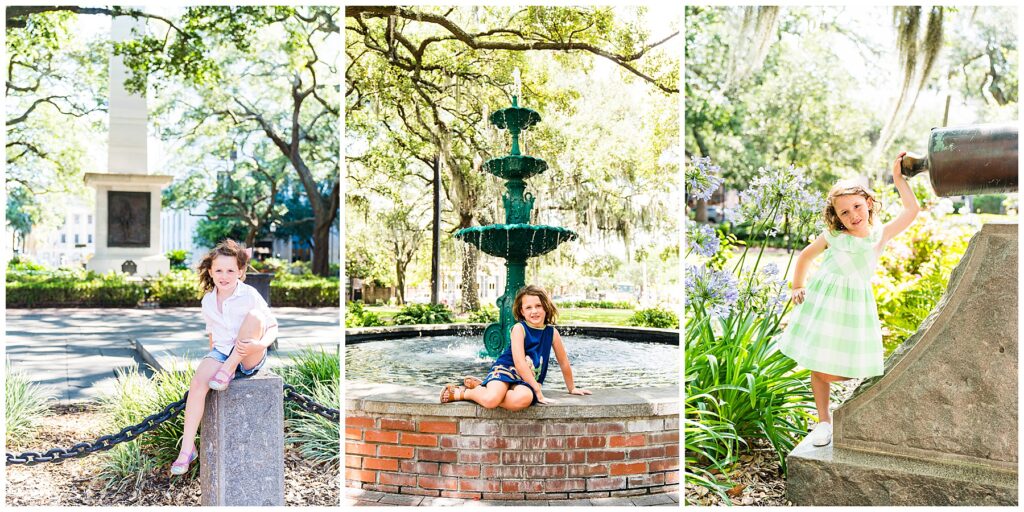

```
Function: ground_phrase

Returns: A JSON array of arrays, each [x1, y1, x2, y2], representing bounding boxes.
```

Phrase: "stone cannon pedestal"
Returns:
[[787, 221, 1018, 505], [200, 370, 285, 506]]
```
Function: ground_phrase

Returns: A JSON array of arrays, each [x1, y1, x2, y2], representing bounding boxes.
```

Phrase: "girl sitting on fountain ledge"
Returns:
[[440, 285, 591, 410]]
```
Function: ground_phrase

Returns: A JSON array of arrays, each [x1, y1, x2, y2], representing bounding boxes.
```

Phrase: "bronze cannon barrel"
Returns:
[[900, 123, 1018, 196]]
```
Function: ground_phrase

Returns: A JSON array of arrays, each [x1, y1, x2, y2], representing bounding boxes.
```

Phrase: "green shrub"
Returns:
[[972, 194, 1005, 214], [149, 270, 202, 307], [392, 303, 455, 325], [626, 307, 679, 329], [684, 388, 738, 503], [286, 380, 339, 467], [166, 249, 190, 270], [5, 365, 52, 445], [6, 271, 144, 307], [7, 256, 47, 273], [97, 361, 194, 485], [874, 211, 976, 355], [467, 305, 498, 323], [278, 348, 340, 466], [277, 347, 341, 398], [345, 301, 385, 327], [271, 277, 339, 307]]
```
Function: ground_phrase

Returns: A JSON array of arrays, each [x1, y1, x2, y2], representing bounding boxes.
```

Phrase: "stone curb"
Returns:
[[345, 323, 679, 344]]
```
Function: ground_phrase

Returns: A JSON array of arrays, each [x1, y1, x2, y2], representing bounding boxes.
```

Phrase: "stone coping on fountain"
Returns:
[[345, 323, 679, 345], [347, 383, 678, 419]]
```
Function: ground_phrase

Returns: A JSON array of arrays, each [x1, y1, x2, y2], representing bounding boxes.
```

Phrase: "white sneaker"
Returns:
[[808, 422, 832, 446]]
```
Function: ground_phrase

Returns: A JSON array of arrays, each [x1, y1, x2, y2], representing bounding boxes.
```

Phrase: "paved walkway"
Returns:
[[346, 488, 679, 507], [5, 307, 339, 404]]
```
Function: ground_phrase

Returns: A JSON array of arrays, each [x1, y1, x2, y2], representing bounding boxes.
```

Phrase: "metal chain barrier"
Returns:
[[283, 383, 340, 423], [6, 392, 189, 466], [7, 383, 339, 466]]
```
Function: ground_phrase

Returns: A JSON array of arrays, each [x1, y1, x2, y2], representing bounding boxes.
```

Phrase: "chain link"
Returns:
[[6, 392, 189, 466], [7, 383, 339, 466], [283, 383, 340, 423]]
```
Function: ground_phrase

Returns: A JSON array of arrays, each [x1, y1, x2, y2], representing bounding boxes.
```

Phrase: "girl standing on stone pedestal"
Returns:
[[440, 285, 591, 410], [776, 152, 920, 447], [170, 239, 278, 475]]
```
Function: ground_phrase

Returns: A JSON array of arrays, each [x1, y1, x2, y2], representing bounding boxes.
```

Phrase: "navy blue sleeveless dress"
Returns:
[[479, 321, 554, 405]]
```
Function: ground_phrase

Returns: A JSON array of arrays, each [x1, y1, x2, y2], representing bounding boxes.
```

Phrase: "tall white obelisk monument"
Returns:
[[85, 13, 172, 275]]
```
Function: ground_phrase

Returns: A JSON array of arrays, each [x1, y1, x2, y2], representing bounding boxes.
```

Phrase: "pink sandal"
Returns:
[[170, 448, 198, 476], [208, 369, 234, 391]]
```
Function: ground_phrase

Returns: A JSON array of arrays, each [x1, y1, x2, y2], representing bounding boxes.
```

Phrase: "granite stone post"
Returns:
[[200, 370, 285, 506], [787, 222, 1018, 505]]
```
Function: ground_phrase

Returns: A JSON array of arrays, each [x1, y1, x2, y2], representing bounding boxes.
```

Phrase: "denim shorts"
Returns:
[[203, 346, 267, 376]]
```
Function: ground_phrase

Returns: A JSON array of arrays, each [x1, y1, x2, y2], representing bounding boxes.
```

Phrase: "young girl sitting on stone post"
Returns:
[[170, 239, 278, 475], [440, 285, 591, 410], [776, 152, 920, 447]]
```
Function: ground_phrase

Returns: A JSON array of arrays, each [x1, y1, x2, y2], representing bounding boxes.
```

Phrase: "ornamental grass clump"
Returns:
[[279, 348, 340, 466], [684, 158, 818, 499], [5, 364, 53, 446]]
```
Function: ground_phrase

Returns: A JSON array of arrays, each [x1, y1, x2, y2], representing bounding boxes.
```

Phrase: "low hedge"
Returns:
[[7, 275, 145, 307], [554, 300, 635, 309], [271, 278, 340, 307], [6, 271, 338, 308]]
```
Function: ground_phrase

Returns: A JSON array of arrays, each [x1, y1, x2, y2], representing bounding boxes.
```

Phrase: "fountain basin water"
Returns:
[[346, 334, 678, 389], [344, 324, 681, 500], [454, 224, 578, 260]]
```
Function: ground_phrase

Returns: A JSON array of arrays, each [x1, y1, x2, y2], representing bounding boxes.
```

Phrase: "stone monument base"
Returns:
[[200, 370, 284, 506], [88, 253, 169, 276], [786, 221, 1018, 506], [786, 435, 1016, 505]]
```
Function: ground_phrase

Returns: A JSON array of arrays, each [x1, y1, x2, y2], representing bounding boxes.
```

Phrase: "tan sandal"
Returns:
[[440, 384, 464, 403], [463, 376, 483, 389]]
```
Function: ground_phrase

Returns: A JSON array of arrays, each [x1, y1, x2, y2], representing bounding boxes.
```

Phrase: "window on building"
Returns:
[[87, 214, 93, 224], [74, 214, 80, 224], [60, 233, 66, 243], [88, 234, 93, 244], [74, 234, 80, 244]]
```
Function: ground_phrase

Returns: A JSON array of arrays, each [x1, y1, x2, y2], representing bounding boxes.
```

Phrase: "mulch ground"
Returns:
[[5, 403, 339, 506], [685, 378, 862, 506]]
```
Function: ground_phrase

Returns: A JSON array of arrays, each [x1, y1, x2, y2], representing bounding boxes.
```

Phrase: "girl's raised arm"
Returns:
[[882, 151, 921, 245]]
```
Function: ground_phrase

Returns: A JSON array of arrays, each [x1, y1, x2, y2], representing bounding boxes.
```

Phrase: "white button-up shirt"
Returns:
[[201, 281, 277, 355]]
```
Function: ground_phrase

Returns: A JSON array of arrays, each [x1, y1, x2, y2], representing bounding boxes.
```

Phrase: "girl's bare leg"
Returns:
[[176, 358, 222, 461], [461, 380, 509, 409], [217, 312, 265, 377], [810, 371, 851, 424], [497, 384, 534, 412]]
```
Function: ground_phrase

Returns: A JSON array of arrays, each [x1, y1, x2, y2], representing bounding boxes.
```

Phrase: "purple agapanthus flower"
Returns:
[[685, 264, 739, 319], [686, 156, 724, 202], [687, 223, 720, 258]]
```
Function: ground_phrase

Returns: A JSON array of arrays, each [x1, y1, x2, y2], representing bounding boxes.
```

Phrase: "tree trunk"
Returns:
[[395, 258, 407, 305], [460, 245, 480, 312]]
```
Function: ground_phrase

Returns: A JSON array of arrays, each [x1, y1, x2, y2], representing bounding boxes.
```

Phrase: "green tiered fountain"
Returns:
[[455, 84, 578, 358]]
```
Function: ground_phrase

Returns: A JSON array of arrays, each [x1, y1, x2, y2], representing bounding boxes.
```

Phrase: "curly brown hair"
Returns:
[[512, 284, 558, 325], [197, 239, 250, 294], [823, 182, 883, 233]]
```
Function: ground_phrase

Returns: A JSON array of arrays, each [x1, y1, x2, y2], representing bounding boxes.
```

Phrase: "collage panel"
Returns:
[[344, 4, 681, 507], [5, 5, 341, 506], [684, 4, 1018, 506]]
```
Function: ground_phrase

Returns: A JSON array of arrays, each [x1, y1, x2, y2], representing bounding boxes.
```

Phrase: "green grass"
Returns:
[[362, 306, 637, 326]]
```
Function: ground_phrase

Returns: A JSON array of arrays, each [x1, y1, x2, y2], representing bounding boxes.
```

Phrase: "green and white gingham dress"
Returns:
[[777, 222, 886, 378]]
